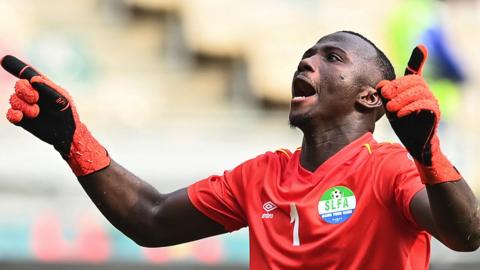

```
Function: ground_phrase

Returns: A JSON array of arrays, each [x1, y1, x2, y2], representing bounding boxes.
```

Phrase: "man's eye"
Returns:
[[326, 54, 341, 62], [302, 51, 314, 59]]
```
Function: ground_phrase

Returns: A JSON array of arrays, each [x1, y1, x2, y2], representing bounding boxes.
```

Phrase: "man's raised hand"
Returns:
[[376, 46, 461, 184], [1, 55, 110, 176]]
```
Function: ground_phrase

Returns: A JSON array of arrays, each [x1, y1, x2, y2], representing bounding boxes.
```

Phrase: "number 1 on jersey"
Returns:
[[290, 203, 300, 246]]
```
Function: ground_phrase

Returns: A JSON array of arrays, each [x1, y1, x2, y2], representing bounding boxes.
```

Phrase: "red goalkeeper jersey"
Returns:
[[188, 132, 430, 269]]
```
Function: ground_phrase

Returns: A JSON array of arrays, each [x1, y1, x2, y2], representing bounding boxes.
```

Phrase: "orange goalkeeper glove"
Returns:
[[1, 55, 110, 176], [376, 45, 461, 185]]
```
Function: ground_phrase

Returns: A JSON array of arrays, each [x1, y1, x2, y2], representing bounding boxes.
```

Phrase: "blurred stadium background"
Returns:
[[0, 0, 479, 269]]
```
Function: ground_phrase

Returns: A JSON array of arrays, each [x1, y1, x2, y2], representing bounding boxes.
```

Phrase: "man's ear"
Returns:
[[356, 86, 382, 110]]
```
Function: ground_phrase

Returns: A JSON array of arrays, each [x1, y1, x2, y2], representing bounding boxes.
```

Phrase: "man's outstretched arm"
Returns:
[[377, 46, 480, 251], [1, 55, 226, 247], [411, 180, 480, 251], [79, 160, 226, 247]]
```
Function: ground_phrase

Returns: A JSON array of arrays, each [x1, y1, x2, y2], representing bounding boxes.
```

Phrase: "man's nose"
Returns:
[[297, 57, 316, 73]]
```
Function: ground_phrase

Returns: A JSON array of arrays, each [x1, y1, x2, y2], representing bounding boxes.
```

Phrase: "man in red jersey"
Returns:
[[1, 31, 479, 269]]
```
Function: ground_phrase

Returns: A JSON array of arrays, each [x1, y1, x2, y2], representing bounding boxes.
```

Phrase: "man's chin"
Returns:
[[289, 113, 310, 129]]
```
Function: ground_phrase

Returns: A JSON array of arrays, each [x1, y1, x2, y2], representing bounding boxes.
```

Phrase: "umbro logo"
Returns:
[[263, 201, 277, 212], [262, 201, 277, 219]]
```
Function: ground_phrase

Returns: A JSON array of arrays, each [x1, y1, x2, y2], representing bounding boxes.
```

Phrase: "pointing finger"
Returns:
[[404, 45, 428, 76], [1, 55, 40, 80]]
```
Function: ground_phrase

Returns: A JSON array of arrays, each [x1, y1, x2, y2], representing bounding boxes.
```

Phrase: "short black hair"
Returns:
[[340, 31, 395, 121], [340, 31, 396, 81]]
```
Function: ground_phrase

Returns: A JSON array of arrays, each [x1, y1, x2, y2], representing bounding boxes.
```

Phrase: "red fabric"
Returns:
[[67, 122, 110, 176], [188, 133, 430, 270]]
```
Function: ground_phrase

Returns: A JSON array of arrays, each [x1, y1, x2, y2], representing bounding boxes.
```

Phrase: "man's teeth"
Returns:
[[293, 96, 306, 101]]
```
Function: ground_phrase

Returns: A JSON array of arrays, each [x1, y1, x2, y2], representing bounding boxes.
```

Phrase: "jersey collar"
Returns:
[[296, 132, 376, 179]]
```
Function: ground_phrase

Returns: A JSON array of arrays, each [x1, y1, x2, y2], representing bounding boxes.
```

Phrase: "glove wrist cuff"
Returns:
[[414, 152, 461, 185], [66, 123, 111, 176]]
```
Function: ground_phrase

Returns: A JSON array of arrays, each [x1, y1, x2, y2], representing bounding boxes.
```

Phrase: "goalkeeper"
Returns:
[[2, 31, 479, 269]]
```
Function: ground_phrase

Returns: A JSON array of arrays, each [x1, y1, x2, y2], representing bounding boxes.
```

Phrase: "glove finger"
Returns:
[[1, 55, 41, 80], [9, 94, 40, 118], [386, 85, 434, 112], [391, 75, 427, 95], [397, 75, 427, 89], [6, 108, 23, 124], [30, 75, 70, 111], [378, 75, 427, 100], [377, 80, 396, 100], [15, 79, 39, 104], [397, 99, 439, 118], [375, 80, 391, 92], [404, 45, 428, 76]]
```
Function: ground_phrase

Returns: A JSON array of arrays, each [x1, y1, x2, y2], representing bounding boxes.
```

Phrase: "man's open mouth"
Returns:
[[292, 74, 317, 102]]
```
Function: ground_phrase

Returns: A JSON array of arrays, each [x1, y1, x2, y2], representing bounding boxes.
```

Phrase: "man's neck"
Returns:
[[299, 124, 370, 172]]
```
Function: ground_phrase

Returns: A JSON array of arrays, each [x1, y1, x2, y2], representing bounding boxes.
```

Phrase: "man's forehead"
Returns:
[[314, 32, 377, 58]]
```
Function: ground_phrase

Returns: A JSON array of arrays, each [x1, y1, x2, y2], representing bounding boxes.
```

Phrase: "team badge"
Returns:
[[318, 186, 356, 224]]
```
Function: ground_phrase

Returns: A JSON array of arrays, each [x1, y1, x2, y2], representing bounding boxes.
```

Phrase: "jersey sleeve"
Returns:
[[188, 169, 246, 232], [393, 157, 425, 228], [375, 145, 425, 229], [187, 153, 273, 232]]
